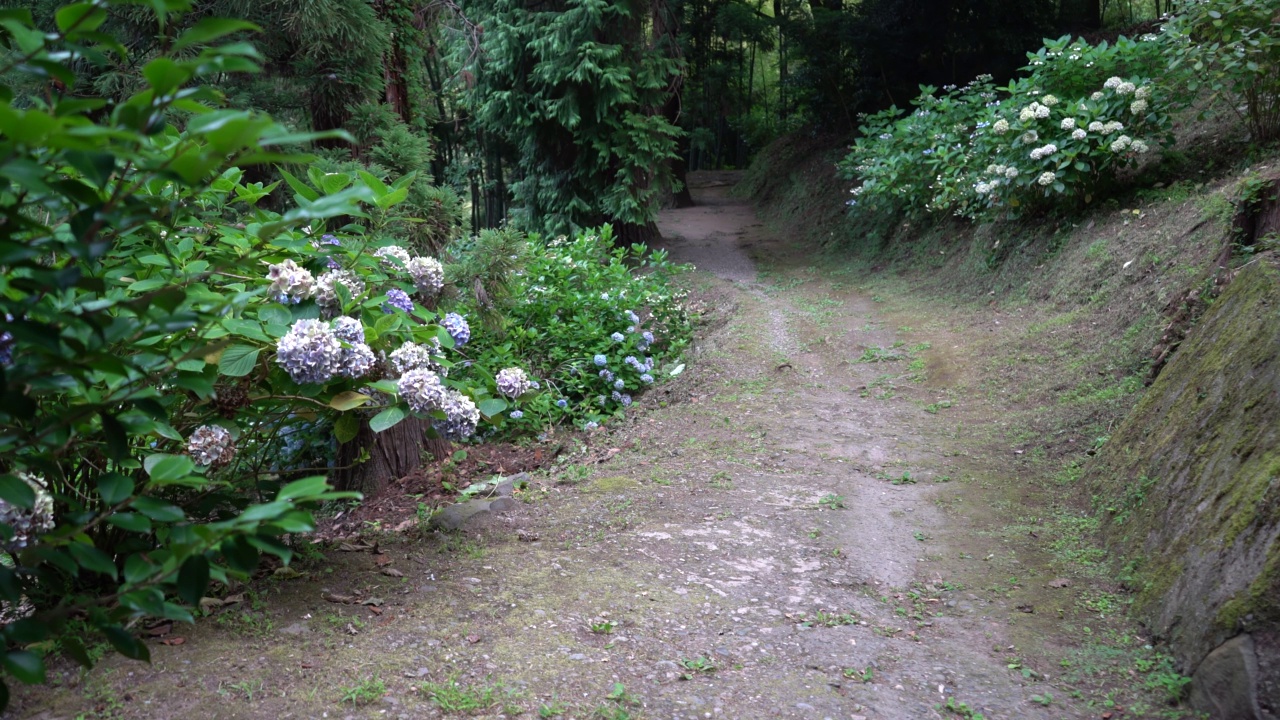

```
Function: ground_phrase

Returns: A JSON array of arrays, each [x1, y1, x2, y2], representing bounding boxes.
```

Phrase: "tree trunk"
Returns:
[[333, 417, 453, 496]]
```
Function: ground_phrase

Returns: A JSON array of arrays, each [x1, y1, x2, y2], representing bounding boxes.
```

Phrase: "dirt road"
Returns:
[[25, 174, 1108, 720]]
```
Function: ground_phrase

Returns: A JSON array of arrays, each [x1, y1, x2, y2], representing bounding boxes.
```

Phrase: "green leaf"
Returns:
[[334, 412, 359, 444], [217, 345, 259, 377], [101, 626, 149, 662], [0, 476, 35, 511], [369, 406, 406, 432], [98, 473, 134, 505], [106, 512, 151, 533], [145, 454, 195, 483], [175, 555, 209, 606], [67, 542, 117, 579], [477, 398, 507, 418], [55, 2, 107, 34], [131, 497, 185, 523], [2, 650, 44, 685], [277, 476, 328, 501], [171, 17, 259, 53], [328, 391, 371, 411]]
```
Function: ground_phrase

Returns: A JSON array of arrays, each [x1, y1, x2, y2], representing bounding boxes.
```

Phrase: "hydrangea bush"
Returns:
[[461, 226, 693, 431], [0, 3, 524, 703], [840, 32, 1183, 222]]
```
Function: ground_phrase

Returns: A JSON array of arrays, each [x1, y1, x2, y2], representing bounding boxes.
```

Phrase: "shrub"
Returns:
[[1163, 0, 1280, 142], [840, 33, 1180, 223], [459, 226, 693, 431], [0, 4, 515, 705]]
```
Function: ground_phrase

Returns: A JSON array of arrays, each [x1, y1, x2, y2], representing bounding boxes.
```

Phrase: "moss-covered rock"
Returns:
[[1086, 258, 1280, 716]]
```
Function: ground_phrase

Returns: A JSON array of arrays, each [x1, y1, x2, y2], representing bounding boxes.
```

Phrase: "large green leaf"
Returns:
[[369, 406, 406, 433], [217, 344, 259, 376]]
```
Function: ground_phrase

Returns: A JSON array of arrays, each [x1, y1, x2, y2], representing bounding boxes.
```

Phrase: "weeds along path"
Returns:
[[26, 174, 1097, 719]]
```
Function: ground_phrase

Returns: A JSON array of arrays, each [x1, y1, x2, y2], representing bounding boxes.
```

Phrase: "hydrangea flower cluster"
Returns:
[[315, 269, 365, 309], [407, 256, 444, 295], [389, 340, 446, 377], [373, 245, 411, 270], [186, 424, 236, 467], [495, 367, 532, 398], [0, 316, 13, 366], [398, 367, 447, 413], [276, 319, 343, 384], [442, 313, 470, 346], [383, 289, 414, 314], [0, 472, 55, 552], [593, 354, 608, 367], [1029, 144, 1058, 160], [267, 259, 315, 304], [436, 391, 480, 440]]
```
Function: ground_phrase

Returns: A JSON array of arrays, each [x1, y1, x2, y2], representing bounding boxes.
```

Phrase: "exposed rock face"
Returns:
[[1086, 259, 1280, 718]]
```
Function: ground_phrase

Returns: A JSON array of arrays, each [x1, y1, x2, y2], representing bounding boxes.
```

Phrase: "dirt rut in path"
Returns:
[[20, 176, 1087, 719]]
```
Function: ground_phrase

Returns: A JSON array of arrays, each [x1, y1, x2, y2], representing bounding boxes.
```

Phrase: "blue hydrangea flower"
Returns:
[[530, 380, 540, 389], [319, 234, 341, 246], [626, 326, 636, 333], [0, 318, 12, 366], [599, 370, 614, 382], [383, 289, 414, 314], [593, 354, 608, 367], [276, 319, 342, 384], [640, 374, 654, 384], [625, 310, 640, 325], [624, 355, 637, 366], [509, 410, 524, 420], [642, 331, 654, 344], [556, 399, 568, 408], [437, 390, 479, 440], [621, 394, 632, 407], [611, 390, 622, 401], [585, 421, 599, 430], [613, 379, 624, 390], [610, 332, 624, 343], [442, 312, 471, 346], [495, 367, 532, 398]]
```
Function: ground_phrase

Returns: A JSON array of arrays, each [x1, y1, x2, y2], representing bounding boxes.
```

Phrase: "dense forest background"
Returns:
[[8, 0, 1174, 243]]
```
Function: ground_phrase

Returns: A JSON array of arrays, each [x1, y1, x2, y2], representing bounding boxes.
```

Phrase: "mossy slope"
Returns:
[[1086, 258, 1280, 707]]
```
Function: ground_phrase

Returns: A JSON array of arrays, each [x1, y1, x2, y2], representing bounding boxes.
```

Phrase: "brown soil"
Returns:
[[14, 173, 1190, 720]]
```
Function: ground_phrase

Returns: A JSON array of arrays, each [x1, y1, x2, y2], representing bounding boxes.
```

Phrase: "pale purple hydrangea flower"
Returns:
[[331, 316, 365, 344], [613, 379, 625, 390], [390, 341, 446, 377], [276, 319, 342, 384], [495, 367, 532, 398], [509, 410, 524, 420], [266, 259, 315, 304], [437, 390, 479, 440], [407, 256, 444, 295], [0, 472, 55, 552], [398, 368, 447, 413], [337, 342, 377, 379], [383, 289, 414, 314], [186, 424, 236, 467], [610, 332, 625, 343], [640, 374, 654, 384], [315, 269, 365, 308], [594, 354, 608, 367]]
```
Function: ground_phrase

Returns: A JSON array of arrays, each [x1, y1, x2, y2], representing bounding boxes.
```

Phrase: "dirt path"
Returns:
[[22, 175, 1096, 719]]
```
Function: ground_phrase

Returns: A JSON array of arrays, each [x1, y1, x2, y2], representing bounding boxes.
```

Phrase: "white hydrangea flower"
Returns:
[[1019, 130, 1039, 144], [1131, 139, 1150, 154], [1089, 120, 1105, 133], [1061, 117, 1076, 130], [1004, 166, 1020, 179], [398, 367, 447, 413], [266, 259, 315, 304], [1038, 171, 1057, 186], [315, 270, 365, 308], [992, 118, 1010, 134], [1019, 106, 1036, 122], [975, 182, 992, 195], [372, 245, 411, 271], [986, 164, 999, 174], [1042, 95, 1059, 107], [1135, 85, 1152, 100], [1116, 81, 1136, 95], [1111, 135, 1132, 152], [1090, 91, 1105, 101], [186, 425, 236, 467], [1072, 128, 1087, 140], [1036, 104, 1051, 119], [1104, 77, 1123, 89], [0, 472, 55, 552], [407, 256, 444, 295], [1103, 120, 1124, 135], [1130, 99, 1149, 114]]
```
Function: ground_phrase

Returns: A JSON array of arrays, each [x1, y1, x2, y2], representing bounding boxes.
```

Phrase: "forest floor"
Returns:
[[15, 173, 1194, 720]]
